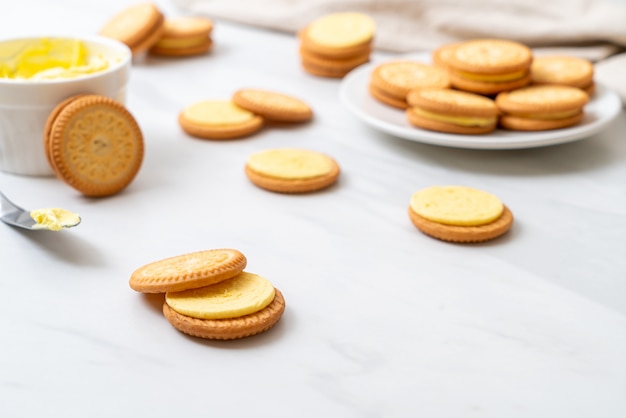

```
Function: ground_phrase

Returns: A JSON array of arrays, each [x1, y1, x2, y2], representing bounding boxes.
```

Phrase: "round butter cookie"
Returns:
[[369, 83, 409, 109], [300, 13, 375, 57], [300, 47, 370, 74], [432, 42, 461, 69], [371, 61, 451, 100], [245, 148, 340, 193], [129, 248, 247, 293], [232, 89, 313, 122], [99, 2, 165, 55], [45, 95, 144, 197], [531, 55, 594, 89], [149, 16, 213, 57], [163, 288, 285, 340], [301, 60, 354, 78], [496, 85, 588, 131], [408, 186, 513, 242], [406, 88, 498, 134], [179, 100, 263, 139]]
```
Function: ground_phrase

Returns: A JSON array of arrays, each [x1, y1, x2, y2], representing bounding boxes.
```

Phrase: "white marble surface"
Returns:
[[1, 1, 625, 417]]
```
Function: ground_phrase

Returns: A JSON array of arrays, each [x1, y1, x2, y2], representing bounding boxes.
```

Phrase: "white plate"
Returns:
[[339, 54, 623, 150]]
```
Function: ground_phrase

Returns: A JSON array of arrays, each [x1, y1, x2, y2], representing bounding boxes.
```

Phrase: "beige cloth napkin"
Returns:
[[173, 0, 626, 104]]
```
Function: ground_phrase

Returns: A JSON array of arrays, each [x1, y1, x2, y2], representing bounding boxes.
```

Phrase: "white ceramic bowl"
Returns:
[[0, 35, 131, 176]]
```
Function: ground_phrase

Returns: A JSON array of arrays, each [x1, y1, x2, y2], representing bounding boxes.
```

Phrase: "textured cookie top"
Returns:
[[165, 272, 275, 319], [407, 88, 498, 117], [247, 148, 336, 179], [129, 249, 247, 293], [99, 3, 164, 51], [372, 61, 450, 98], [496, 85, 589, 114], [448, 39, 532, 74], [160, 16, 213, 39], [410, 186, 504, 226], [232, 89, 313, 122], [46, 95, 144, 197], [180, 100, 257, 126], [531, 56, 594, 87], [305, 13, 376, 48]]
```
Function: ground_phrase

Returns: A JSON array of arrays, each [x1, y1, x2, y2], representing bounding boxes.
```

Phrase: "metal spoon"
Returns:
[[0, 191, 80, 231]]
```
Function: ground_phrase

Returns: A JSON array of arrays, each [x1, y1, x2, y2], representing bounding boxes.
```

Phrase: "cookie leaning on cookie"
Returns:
[[130, 248, 286, 340], [44, 94, 144, 197], [179, 100, 264, 139], [232, 89, 313, 123], [99, 2, 165, 55], [408, 186, 514, 243]]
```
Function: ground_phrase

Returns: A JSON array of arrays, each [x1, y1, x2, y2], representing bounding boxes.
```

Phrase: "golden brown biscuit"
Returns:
[[531, 55, 594, 89], [370, 61, 451, 100], [163, 288, 285, 340], [129, 249, 247, 293], [149, 16, 213, 57], [368, 83, 409, 109], [232, 89, 313, 122], [99, 2, 165, 55], [299, 13, 375, 58], [45, 95, 144, 197]]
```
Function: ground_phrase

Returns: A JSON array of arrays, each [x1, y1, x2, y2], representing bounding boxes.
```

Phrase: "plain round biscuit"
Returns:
[[406, 88, 498, 117], [158, 16, 213, 39], [47, 95, 144, 197], [299, 26, 373, 59], [499, 112, 584, 131], [408, 205, 514, 243], [179, 100, 264, 140], [163, 288, 285, 340], [369, 83, 409, 109], [531, 56, 594, 88], [447, 39, 533, 74], [406, 108, 497, 135], [301, 60, 353, 78], [299, 46, 370, 71], [432, 42, 460, 69], [129, 249, 247, 293], [232, 89, 313, 122], [371, 61, 451, 99], [99, 3, 165, 54], [449, 71, 532, 95], [496, 85, 589, 114], [149, 38, 213, 57]]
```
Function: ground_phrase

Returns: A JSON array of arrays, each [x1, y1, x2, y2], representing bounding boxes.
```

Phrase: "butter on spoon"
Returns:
[[30, 208, 81, 231]]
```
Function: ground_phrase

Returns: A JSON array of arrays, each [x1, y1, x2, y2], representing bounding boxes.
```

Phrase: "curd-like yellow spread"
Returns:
[[30, 208, 81, 231], [0, 38, 109, 80]]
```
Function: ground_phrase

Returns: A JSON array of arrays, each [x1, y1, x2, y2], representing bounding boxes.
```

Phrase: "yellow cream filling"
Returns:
[[165, 272, 275, 319], [455, 69, 527, 82], [410, 185, 504, 226], [412, 107, 496, 127], [30, 208, 81, 231], [247, 148, 334, 179], [0, 38, 109, 80], [183, 100, 255, 126], [154, 36, 208, 49], [513, 109, 580, 120]]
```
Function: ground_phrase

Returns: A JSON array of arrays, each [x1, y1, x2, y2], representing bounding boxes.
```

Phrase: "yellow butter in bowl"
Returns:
[[30, 208, 81, 231], [0, 38, 110, 80]]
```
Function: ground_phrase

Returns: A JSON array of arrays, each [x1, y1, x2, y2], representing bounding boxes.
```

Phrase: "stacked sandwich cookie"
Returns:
[[129, 248, 286, 340], [149, 16, 213, 57], [369, 61, 450, 109], [496, 85, 589, 131], [299, 12, 375, 78], [531, 55, 595, 95]]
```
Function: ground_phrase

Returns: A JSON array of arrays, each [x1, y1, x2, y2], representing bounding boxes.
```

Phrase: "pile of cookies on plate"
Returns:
[[369, 39, 594, 134]]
